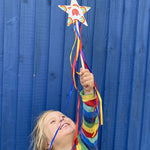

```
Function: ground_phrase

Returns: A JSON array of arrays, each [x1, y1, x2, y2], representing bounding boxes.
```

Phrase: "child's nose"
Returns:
[[60, 116, 65, 122]]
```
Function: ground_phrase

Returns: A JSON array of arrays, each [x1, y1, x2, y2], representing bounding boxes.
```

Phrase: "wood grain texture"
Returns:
[[0, 0, 4, 149], [1, 0, 20, 149], [16, 0, 36, 149]]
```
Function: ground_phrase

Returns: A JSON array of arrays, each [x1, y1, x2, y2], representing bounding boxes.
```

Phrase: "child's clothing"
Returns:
[[74, 91, 99, 150]]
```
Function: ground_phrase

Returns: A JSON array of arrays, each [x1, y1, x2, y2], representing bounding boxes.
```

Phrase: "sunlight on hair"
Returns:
[[31, 110, 54, 150]]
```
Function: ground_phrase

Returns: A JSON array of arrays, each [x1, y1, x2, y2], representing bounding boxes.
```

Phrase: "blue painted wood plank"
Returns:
[[114, 0, 139, 150], [92, 0, 109, 99], [81, 0, 95, 69], [60, 0, 77, 121], [127, 0, 150, 150], [31, 0, 50, 128], [100, 0, 125, 149], [92, 0, 110, 149], [16, 1, 36, 149], [46, 0, 67, 112], [0, 0, 4, 149], [1, 0, 20, 149], [140, 15, 150, 150]]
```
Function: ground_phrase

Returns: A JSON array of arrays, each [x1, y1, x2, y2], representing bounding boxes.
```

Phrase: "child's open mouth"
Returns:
[[60, 123, 69, 130]]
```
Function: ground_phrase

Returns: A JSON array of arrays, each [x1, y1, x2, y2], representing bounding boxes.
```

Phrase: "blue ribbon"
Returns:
[[49, 121, 62, 150], [65, 79, 74, 113], [74, 21, 81, 39]]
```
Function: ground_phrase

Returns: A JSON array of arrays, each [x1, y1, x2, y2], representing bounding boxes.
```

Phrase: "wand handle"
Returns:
[[76, 21, 85, 69], [80, 54, 85, 69]]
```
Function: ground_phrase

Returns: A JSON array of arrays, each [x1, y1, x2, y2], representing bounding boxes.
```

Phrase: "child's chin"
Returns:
[[61, 127, 75, 136]]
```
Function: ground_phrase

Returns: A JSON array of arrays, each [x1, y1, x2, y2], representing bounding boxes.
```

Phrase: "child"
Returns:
[[31, 68, 100, 150]]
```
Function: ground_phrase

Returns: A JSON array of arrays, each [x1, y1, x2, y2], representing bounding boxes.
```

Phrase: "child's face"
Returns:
[[43, 111, 76, 145]]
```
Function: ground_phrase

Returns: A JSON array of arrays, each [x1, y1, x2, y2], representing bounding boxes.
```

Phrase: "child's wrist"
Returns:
[[84, 89, 94, 95], [80, 90, 96, 102]]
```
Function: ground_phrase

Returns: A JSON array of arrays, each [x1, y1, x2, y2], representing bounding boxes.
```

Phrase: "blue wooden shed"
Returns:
[[0, 0, 150, 150]]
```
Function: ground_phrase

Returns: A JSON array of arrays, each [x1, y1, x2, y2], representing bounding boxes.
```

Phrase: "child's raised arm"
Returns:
[[75, 68, 99, 150]]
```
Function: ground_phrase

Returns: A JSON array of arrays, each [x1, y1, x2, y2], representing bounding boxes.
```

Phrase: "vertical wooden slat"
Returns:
[[100, 0, 125, 149], [92, 0, 109, 99], [92, 0, 110, 149], [0, 0, 4, 149], [140, 15, 150, 150], [46, 0, 67, 112], [114, 0, 139, 150], [16, 0, 36, 149], [1, 0, 20, 149], [82, 0, 95, 68], [127, 0, 150, 149], [31, 0, 50, 127]]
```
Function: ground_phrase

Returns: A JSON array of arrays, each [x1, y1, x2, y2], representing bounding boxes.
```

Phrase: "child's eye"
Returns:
[[50, 120, 56, 124]]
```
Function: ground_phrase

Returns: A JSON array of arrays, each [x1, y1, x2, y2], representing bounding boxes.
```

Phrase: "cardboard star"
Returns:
[[58, 0, 91, 26]]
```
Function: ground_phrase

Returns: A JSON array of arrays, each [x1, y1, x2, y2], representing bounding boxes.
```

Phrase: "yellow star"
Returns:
[[58, 0, 91, 26]]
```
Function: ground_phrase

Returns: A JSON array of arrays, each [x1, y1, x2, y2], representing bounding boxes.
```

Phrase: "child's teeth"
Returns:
[[62, 124, 68, 128]]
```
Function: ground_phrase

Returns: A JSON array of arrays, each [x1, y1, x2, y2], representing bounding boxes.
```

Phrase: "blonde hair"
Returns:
[[31, 110, 54, 150]]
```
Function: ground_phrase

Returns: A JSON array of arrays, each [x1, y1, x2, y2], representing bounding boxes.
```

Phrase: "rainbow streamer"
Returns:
[[70, 21, 103, 149]]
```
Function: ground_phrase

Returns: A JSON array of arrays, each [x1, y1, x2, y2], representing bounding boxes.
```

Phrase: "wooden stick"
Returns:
[[76, 21, 85, 69], [80, 54, 85, 69]]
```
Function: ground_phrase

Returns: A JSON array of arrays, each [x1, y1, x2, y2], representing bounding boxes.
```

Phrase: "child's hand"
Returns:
[[80, 68, 94, 95]]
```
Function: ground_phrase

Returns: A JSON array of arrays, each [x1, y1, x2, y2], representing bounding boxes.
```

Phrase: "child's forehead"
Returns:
[[45, 111, 64, 120], [50, 111, 63, 116]]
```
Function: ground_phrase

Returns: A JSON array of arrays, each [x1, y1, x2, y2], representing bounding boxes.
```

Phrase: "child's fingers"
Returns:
[[80, 72, 90, 79], [80, 68, 89, 76], [80, 73, 93, 83], [80, 77, 94, 88], [80, 71, 92, 81], [80, 76, 92, 84], [81, 79, 94, 88]]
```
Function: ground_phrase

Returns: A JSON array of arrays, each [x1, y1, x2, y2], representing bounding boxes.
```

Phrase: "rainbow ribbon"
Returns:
[[70, 21, 103, 125], [70, 21, 103, 149]]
